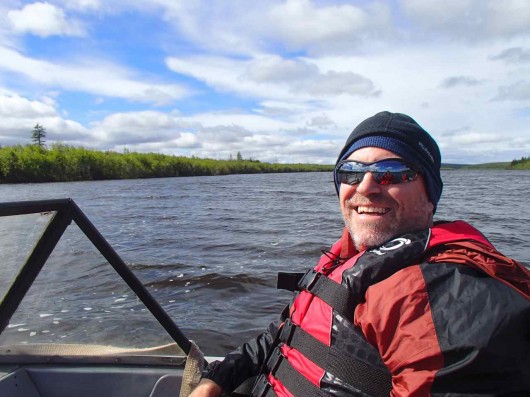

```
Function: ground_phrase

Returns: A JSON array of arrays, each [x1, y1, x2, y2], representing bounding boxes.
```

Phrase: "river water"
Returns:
[[0, 171, 529, 355]]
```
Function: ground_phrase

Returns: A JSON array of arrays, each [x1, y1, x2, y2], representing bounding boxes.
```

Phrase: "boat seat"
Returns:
[[0, 368, 42, 397]]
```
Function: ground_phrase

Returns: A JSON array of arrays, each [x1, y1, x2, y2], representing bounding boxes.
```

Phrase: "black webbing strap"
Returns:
[[277, 272, 305, 291], [251, 374, 276, 397], [252, 347, 322, 397], [298, 269, 356, 319], [278, 318, 328, 367], [278, 319, 392, 397], [326, 348, 392, 397]]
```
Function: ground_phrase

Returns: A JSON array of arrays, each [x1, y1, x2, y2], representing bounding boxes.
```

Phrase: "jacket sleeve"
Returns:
[[201, 298, 298, 396], [355, 263, 530, 396], [202, 321, 279, 393]]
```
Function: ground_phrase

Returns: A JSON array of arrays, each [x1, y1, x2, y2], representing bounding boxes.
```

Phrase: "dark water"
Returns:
[[0, 171, 529, 355]]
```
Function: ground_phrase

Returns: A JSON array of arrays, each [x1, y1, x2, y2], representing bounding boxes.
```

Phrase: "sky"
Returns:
[[1, 0, 529, 165]]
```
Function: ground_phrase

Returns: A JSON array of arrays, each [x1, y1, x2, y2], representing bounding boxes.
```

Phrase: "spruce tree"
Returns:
[[31, 123, 46, 147]]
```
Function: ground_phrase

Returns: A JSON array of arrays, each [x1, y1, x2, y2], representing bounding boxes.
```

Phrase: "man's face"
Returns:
[[339, 147, 434, 251]]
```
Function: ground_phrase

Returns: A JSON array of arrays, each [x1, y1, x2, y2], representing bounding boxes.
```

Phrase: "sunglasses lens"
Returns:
[[339, 172, 364, 185], [337, 159, 418, 186]]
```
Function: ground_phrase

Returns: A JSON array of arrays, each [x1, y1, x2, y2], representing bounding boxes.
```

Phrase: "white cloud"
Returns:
[[91, 111, 191, 145], [61, 0, 101, 11], [494, 81, 530, 101], [245, 56, 318, 83], [134, 0, 394, 57], [268, 0, 393, 54], [489, 47, 530, 63], [0, 93, 88, 146], [401, 0, 530, 41], [488, 0, 530, 37], [1, 0, 529, 164], [445, 132, 500, 146], [0, 94, 56, 118], [8, 2, 85, 37], [167, 54, 378, 102], [440, 76, 483, 88], [0, 46, 189, 105]]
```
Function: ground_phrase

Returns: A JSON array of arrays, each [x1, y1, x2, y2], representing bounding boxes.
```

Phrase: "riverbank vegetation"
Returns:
[[509, 156, 530, 170], [443, 157, 530, 170], [0, 144, 333, 184], [1, 144, 528, 184]]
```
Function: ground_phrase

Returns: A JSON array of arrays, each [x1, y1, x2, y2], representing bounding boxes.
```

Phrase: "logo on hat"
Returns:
[[418, 141, 434, 164]]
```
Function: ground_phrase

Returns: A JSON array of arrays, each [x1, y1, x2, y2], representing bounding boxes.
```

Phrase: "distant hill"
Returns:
[[442, 162, 511, 170], [442, 156, 529, 170]]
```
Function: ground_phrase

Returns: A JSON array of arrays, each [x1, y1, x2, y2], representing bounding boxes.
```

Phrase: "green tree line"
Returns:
[[0, 144, 334, 184], [510, 156, 530, 170]]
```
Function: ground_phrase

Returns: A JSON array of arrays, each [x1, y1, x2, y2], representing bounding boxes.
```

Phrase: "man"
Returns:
[[190, 111, 530, 396]]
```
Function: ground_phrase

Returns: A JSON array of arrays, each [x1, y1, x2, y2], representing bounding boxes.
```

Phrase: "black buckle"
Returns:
[[278, 318, 295, 344], [251, 374, 272, 397], [298, 269, 321, 291], [265, 346, 284, 375]]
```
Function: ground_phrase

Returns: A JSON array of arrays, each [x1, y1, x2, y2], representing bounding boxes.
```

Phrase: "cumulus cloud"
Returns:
[[1, 1, 529, 164], [245, 56, 318, 83], [151, 0, 394, 56], [447, 132, 500, 145], [60, 0, 101, 11], [306, 115, 336, 129], [8, 2, 85, 37], [0, 94, 56, 118], [267, 0, 394, 53], [196, 125, 253, 144], [440, 126, 470, 137], [245, 55, 378, 97], [91, 111, 196, 145], [441, 76, 483, 88], [167, 54, 378, 101], [401, 0, 530, 41], [0, 46, 189, 105], [489, 47, 530, 63], [494, 81, 530, 101], [0, 93, 88, 146]]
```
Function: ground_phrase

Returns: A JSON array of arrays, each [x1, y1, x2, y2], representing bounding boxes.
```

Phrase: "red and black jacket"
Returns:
[[204, 221, 530, 396]]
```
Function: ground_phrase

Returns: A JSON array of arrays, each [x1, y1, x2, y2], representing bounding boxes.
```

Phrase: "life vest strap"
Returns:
[[251, 374, 276, 397], [276, 272, 305, 291], [262, 346, 322, 397], [298, 269, 356, 319], [278, 319, 392, 397], [279, 318, 328, 366]]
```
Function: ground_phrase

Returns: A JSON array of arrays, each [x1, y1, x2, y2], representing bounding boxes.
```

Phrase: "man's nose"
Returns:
[[355, 172, 381, 195]]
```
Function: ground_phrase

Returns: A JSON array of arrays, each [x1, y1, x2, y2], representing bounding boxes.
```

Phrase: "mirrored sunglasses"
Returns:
[[336, 158, 419, 186]]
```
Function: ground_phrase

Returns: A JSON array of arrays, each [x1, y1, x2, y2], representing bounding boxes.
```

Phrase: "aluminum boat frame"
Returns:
[[0, 198, 207, 397]]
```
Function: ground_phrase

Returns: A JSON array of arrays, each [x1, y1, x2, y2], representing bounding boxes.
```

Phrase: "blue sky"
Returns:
[[1, 0, 529, 164]]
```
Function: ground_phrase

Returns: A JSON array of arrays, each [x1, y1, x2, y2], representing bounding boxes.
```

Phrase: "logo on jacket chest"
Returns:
[[369, 237, 412, 256]]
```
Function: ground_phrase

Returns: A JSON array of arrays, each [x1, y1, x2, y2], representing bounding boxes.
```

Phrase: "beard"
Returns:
[[342, 194, 433, 252], [343, 213, 402, 251]]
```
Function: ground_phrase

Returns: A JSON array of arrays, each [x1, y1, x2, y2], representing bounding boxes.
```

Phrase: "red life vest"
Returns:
[[253, 221, 498, 397]]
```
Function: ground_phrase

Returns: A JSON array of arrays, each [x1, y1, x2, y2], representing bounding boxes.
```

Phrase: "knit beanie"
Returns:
[[333, 111, 443, 212]]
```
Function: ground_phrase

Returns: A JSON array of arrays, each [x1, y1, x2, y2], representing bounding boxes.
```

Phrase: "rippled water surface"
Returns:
[[0, 171, 528, 354]]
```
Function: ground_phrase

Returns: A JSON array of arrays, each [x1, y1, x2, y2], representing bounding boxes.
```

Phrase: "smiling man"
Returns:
[[190, 112, 530, 397]]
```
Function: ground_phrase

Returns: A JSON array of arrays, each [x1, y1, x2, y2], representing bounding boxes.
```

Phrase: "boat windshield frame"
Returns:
[[0, 198, 192, 361]]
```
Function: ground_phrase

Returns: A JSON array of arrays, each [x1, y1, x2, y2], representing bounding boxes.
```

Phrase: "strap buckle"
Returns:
[[298, 269, 321, 291], [251, 374, 272, 397], [278, 318, 295, 344], [266, 346, 284, 375]]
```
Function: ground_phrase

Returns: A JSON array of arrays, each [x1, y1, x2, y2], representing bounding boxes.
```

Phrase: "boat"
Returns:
[[0, 198, 219, 397]]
